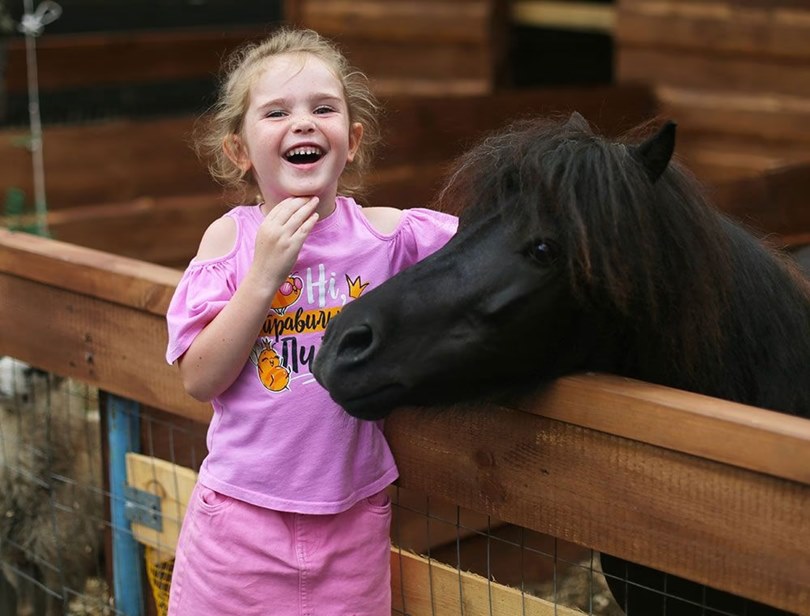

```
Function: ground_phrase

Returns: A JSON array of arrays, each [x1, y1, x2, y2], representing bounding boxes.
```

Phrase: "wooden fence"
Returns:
[[1, 223, 809, 614]]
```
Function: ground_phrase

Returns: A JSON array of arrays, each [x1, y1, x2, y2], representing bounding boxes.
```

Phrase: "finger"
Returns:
[[266, 196, 318, 225], [285, 197, 321, 231], [291, 210, 319, 240]]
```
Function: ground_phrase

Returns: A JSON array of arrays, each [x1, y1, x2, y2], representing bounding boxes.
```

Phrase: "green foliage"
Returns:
[[4, 187, 47, 235]]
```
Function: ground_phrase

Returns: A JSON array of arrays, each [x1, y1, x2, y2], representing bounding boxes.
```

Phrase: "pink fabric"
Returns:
[[168, 484, 392, 616], [165, 197, 457, 514]]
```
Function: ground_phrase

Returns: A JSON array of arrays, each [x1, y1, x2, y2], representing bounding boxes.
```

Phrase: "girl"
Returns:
[[164, 27, 457, 615]]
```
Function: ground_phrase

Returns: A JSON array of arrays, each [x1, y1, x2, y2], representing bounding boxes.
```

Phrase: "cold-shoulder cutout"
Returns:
[[361, 206, 403, 235], [195, 216, 238, 261]]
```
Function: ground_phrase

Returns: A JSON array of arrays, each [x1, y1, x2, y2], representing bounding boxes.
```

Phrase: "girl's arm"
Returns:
[[177, 196, 319, 401]]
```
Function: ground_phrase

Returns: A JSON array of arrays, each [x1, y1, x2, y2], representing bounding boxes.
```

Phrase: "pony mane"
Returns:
[[435, 116, 810, 401]]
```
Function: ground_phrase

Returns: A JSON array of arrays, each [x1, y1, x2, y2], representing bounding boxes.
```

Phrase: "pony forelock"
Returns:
[[435, 116, 737, 380]]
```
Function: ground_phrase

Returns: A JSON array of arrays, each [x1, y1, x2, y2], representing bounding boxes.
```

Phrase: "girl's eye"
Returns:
[[314, 106, 335, 115], [266, 110, 286, 118], [526, 238, 561, 266]]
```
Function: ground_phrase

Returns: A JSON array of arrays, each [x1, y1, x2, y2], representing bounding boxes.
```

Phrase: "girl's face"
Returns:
[[230, 53, 362, 214]]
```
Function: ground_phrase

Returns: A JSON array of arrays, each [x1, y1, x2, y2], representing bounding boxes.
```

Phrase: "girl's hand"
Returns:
[[250, 196, 319, 296]]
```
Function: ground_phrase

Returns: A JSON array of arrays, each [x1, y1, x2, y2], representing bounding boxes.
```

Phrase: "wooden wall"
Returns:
[[0, 85, 657, 266], [615, 0, 810, 182], [285, 0, 510, 96]]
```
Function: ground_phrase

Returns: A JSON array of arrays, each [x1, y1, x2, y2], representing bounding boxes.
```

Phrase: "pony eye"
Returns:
[[526, 239, 560, 266]]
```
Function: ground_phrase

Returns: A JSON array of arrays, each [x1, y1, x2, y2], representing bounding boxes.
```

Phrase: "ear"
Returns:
[[564, 111, 591, 133], [633, 121, 676, 183], [223, 134, 252, 174], [347, 122, 364, 163]]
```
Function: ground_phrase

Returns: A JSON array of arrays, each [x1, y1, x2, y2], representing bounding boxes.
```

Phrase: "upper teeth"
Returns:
[[286, 147, 322, 158]]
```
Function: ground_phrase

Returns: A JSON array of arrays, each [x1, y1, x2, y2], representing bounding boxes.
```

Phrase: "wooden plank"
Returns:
[[617, 48, 810, 98], [0, 116, 215, 209], [1, 194, 227, 267], [513, 373, 810, 485], [513, 1, 616, 33], [0, 272, 210, 423], [4, 27, 266, 94], [340, 40, 493, 85], [391, 548, 582, 616], [617, 0, 810, 11], [616, 1, 810, 59], [287, 0, 509, 95], [392, 487, 501, 555], [385, 404, 810, 613], [673, 131, 810, 184], [656, 86, 810, 143], [0, 228, 180, 315], [296, 0, 493, 44]]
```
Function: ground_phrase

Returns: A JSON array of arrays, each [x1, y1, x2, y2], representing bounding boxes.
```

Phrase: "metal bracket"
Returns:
[[123, 485, 163, 531]]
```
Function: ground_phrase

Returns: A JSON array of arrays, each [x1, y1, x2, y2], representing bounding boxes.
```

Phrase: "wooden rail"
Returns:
[[1, 226, 808, 613], [3, 27, 267, 95]]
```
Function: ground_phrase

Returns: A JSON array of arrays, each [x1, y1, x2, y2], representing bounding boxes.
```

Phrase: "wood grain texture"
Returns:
[[4, 28, 266, 94], [286, 0, 509, 95], [385, 404, 809, 612], [392, 548, 582, 615]]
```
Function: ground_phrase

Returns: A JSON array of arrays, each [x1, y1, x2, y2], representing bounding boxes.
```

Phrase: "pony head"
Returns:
[[313, 113, 810, 420]]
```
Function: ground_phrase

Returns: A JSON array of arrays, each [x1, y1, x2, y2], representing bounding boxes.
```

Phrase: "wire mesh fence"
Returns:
[[0, 357, 110, 615]]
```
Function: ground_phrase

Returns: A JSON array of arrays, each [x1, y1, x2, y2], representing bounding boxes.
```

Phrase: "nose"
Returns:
[[334, 323, 376, 364], [293, 116, 315, 133]]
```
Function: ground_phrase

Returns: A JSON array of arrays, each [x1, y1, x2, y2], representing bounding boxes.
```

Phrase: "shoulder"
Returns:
[[360, 206, 403, 235], [195, 215, 238, 261]]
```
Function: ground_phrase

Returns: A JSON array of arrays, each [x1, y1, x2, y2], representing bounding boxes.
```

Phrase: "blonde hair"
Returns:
[[193, 27, 381, 203]]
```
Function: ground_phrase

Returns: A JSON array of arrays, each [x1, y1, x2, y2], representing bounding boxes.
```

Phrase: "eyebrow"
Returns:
[[257, 93, 344, 111]]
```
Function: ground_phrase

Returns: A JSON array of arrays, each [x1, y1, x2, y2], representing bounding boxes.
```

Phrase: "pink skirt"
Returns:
[[167, 483, 392, 616]]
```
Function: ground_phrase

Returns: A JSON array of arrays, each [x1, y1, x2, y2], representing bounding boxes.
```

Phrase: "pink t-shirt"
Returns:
[[166, 196, 458, 514]]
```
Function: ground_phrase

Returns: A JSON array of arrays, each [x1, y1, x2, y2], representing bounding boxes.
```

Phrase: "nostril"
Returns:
[[336, 324, 375, 362]]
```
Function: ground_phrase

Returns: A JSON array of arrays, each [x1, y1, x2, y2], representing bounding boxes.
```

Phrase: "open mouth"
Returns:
[[284, 146, 324, 165]]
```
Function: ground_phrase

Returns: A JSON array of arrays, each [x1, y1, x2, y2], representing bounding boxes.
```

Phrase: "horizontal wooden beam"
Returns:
[[392, 548, 581, 615], [516, 373, 810, 484], [513, 1, 615, 33], [295, 0, 496, 45], [0, 193, 227, 267], [618, 48, 810, 99], [0, 228, 179, 315], [616, 1, 810, 60], [0, 228, 211, 423], [4, 27, 266, 94]]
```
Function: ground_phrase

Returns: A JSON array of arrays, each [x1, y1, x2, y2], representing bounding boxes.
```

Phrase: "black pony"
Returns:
[[312, 113, 810, 615]]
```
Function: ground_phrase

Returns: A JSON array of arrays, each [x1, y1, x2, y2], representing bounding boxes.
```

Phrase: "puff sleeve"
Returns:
[[165, 259, 238, 364], [389, 207, 458, 272]]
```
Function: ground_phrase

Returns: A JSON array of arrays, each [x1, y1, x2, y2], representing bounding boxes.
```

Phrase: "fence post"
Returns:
[[107, 393, 145, 616]]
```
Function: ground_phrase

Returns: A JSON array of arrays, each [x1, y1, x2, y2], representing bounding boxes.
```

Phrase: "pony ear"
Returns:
[[632, 121, 677, 183], [564, 111, 591, 133]]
